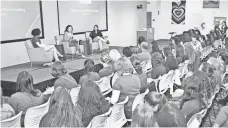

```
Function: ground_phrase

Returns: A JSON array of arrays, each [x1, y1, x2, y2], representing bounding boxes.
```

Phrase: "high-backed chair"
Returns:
[[54, 35, 84, 59], [132, 89, 149, 112], [86, 108, 112, 128], [95, 73, 113, 96], [70, 86, 81, 106], [24, 99, 50, 128], [106, 96, 128, 128], [1, 111, 23, 128], [24, 40, 54, 68], [187, 109, 207, 128]]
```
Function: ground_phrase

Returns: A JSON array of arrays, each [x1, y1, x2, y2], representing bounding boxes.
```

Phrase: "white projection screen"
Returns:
[[57, 0, 108, 34], [1, 1, 44, 43]]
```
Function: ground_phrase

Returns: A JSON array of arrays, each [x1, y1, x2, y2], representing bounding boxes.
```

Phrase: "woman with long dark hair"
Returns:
[[221, 21, 228, 41], [78, 80, 110, 126], [8, 71, 44, 125], [89, 25, 107, 51], [40, 87, 83, 127], [79, 59, 100, 85], [63, 25, 82, 55], [131, 102, 158, 127], [31, 28, 63, 62], [180, 76, 206, 121]]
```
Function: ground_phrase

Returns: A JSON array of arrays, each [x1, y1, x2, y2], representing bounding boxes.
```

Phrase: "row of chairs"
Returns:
[[187, 70, 228, 127], [87, 89, 150, 128], [1, 98, 50, 128]]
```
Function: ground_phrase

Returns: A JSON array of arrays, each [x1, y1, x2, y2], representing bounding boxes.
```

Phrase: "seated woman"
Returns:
[[130, 55, 147, 92], [164, 52, 179, 72], [199, 35, 207, 48], [122, 46, 133, 59], [39, 87, 83, 127], [180, 76, 206, 122], [191, 34, 203, 52], [151, 52, 166, 79], [98, 52, 113, 78], [151, 40, 163, 56], [110, 57, 141, 119], [31, 28, 63, 62], [131, 102, 158, 127], [79, 59, 100, 85], [1, 87, 15, 121], [213, 106, 228, 127], [51, 61, 78, 90], [89, 25, 107, 51], [145, 91, 187, 127], [8, 71, 44, 125], [63, 25, 82, 55], [78, 80, 110, 126], [137, 42, 151, 62]]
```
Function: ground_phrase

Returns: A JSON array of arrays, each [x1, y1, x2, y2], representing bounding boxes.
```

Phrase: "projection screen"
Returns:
[[57, 0, 108, 35], [1, 1, 44, 43]]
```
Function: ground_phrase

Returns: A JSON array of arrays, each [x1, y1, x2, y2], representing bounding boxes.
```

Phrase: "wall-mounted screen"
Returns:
[[57, 0, 108, 35], [1, 1, 44, 43]]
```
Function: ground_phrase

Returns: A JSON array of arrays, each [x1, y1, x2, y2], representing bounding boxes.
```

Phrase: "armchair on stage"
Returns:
[[54, 35, 84, 59], [85, 32, 109, 53], [25, 40, 54, 68]]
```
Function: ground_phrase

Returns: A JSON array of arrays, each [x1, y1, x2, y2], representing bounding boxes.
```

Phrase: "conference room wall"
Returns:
[[148, 0, 228, 40], [1, 1, 147, 68]]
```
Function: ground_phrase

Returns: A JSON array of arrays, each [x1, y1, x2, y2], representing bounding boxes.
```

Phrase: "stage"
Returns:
[[1, 54, 103, 96]]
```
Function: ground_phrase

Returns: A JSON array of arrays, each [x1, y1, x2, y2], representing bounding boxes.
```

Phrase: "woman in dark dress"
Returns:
[[89, 25, 107, 51]]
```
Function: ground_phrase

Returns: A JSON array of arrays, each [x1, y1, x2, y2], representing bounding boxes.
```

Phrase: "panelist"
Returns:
[[31, 28, 63, 62], [63, 25, 82, 55], [89, 25, 107, 51]]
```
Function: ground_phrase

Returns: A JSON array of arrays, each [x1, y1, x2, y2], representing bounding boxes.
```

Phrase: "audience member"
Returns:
[[164, 52, 179, 72], [31, 28, 62, 62], [199, 35, 207, 48], [8, 71, 44, 125], [122, 46, 133, 59], [51, 61, 78, 90], [213, 106, 228, 127], [145, 91, 187, 127], [137, 42, 151, 62], [191, 34, 203, 52], [78, 80, 110, 126], [111, 57, 141, 119], [39, 87, 83, 127], [131, 103, 158, 127], [98, 52, 113, 78], [151, 52, 166, 79], [180, 76, 206, 121], [221, 21, 228, 41], [1, 87, 15, 121], [151, 40, 163, 55], [130, 55, 147, 91], [79, 59, 100, 85]]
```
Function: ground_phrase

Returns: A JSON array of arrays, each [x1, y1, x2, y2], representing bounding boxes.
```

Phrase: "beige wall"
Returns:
[[1, 0, 147, 68]]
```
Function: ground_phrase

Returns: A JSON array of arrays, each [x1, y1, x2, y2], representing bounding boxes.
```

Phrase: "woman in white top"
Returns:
[[63, 25, 82, 55]]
